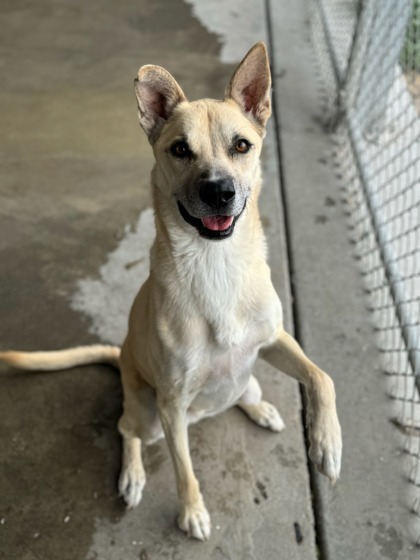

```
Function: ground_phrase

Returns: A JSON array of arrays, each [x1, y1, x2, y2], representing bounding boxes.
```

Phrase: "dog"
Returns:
[[0, 43, 342, 541]]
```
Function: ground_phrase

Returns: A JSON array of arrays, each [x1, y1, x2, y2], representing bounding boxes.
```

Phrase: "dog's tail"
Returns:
[[0, 345, 120, 371]]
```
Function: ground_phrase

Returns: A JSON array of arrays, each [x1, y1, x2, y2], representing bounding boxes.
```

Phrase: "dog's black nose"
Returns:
[[199, 179, 235, 209]]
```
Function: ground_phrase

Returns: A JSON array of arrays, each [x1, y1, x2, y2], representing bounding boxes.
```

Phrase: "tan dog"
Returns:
[[0, 43, 342, 541]]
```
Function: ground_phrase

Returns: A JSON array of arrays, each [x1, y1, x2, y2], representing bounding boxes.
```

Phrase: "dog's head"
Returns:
[[134, 43, 271, 241]]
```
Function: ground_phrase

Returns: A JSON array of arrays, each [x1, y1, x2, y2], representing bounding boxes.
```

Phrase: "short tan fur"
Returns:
[[0, 43, 342, 541]]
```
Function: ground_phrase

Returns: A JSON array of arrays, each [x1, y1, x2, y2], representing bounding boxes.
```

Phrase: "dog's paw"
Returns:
[[178, 501, 211, 541], [308, 412, 342, 483], [243, 401, 285, 432], [118, 466, 146, 509]]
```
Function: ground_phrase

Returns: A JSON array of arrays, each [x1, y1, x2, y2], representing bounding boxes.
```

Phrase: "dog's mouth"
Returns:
[[201, 215, 234, 231], [177, 202, 242, 240]]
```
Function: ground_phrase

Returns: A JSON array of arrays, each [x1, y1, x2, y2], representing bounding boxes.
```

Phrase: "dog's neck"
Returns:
[[150, 184, 268, 345]]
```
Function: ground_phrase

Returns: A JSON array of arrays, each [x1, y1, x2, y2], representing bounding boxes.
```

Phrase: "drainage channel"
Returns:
[[264, 0, 329, 558]]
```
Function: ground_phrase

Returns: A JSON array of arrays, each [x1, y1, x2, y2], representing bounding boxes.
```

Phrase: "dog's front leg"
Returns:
[[260, 329, 342, 483], [157, 395, 211, 541]]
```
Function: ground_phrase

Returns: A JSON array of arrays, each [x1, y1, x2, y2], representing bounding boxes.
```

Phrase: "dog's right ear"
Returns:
[[134, 65, 187, 143]]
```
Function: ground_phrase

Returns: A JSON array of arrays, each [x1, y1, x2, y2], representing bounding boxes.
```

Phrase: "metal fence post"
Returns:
[[347, 0, 413, 128], [343, 0, 379, 111]]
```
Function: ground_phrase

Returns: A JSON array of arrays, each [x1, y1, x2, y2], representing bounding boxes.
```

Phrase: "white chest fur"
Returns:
[[151, 231, 283, 414]]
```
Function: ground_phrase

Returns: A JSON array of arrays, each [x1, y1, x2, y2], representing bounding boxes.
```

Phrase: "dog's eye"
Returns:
[[170, 141, 191, 158], [234, 138, 251, 154]]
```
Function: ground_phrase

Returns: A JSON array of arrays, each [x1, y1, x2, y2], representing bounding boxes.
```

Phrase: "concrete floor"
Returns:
[[0, 0, 417, 559]]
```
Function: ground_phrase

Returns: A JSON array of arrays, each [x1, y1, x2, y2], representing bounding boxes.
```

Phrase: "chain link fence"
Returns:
[[310, 0, 420, 546]]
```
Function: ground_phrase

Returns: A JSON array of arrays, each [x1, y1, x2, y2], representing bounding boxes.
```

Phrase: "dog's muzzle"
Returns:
[[178, 178, 245, 240]]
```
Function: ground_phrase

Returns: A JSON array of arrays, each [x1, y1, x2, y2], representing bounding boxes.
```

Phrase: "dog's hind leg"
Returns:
[[237, 374, 285, 432]]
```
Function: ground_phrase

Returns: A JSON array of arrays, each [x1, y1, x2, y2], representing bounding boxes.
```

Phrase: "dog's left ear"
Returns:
[[134, 65, 187, 143], [225, 42, 271, 129]]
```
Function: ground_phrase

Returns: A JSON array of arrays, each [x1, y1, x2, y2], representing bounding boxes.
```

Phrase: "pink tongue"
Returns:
[[201, 215, 234, 231]]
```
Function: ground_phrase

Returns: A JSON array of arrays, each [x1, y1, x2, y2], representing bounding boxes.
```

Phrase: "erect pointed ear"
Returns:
[[225, 42, 272, 129], [134, 65, 187, 143]]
